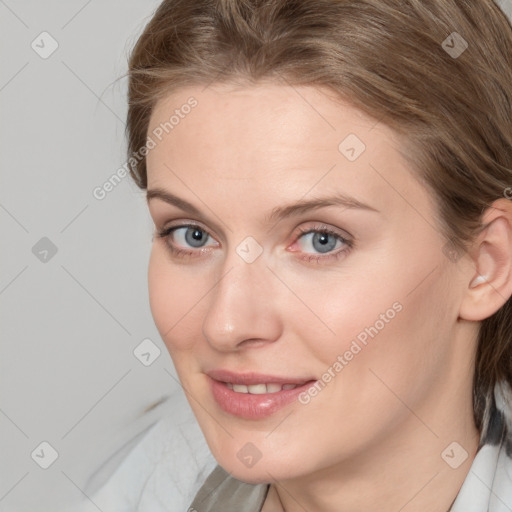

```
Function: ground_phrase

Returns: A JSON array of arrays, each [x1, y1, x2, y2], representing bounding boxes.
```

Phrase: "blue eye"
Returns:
[[298, 231, 341, 254], [173, 226, 211, 248], [289, 225, 354, 264], [156, 223, 353, 264], [156, 224, 217, 257]]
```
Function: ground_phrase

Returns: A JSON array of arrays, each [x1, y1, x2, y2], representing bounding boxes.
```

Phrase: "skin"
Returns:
[[145, 82, 512, 512]]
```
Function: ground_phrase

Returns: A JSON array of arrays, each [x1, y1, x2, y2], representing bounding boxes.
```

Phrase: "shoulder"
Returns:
[[452, 380, 512, 511], [76, 388, 217, 512]]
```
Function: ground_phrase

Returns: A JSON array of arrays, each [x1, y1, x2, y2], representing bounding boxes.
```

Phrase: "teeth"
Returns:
[[227, 382, 304, 394], [247, 384, 267, 394]]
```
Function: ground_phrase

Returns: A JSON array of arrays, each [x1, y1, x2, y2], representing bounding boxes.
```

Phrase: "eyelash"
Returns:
[[294, 225, 353, 263], [155, 223, 354, 264]]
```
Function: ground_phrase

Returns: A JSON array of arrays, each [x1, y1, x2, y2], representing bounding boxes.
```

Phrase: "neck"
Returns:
[[264, 360, 480, 512]]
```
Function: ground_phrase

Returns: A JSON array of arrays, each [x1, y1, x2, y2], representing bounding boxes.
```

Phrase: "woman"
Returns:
[[119, 0, 512, 510]]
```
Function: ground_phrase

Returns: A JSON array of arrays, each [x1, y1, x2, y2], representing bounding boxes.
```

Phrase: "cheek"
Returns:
[[148, 245, 206, 353], [304, 245, 453, 397], [281, 260, 405, 368]]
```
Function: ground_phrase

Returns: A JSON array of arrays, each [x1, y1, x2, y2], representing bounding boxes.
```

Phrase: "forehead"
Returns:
[[147, 83, 378, 168], [145, 83, 428, 220]]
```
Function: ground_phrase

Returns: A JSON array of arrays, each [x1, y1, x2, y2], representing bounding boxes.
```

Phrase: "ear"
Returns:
[[459, 198, 512, 322]]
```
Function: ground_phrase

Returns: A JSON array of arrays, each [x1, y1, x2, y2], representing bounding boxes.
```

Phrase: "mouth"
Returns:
[[225, 382, 305, 393], [206, 369, 317, 419]]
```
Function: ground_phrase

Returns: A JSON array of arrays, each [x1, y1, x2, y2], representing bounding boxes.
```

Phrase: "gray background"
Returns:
[[0, 1, 182, 511], [2, 1, 512, 511]]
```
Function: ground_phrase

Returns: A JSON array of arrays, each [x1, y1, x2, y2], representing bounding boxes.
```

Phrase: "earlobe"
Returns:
[[459, 198, 512, 322]]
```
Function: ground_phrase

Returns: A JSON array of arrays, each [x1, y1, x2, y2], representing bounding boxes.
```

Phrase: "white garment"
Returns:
[[77, 381, 512, 512], [75, 388, 217, 512]]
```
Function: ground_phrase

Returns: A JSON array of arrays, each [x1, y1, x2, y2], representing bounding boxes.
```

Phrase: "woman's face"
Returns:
[[146, 83, 471, 483]]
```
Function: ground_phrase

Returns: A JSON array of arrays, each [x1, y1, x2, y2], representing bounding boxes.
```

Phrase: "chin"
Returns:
[[221, 462, 283, 485], [212, 449, 301, 485]]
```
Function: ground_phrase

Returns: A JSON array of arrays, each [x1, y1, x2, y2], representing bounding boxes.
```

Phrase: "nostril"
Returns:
[[237, 338, 268, 349]]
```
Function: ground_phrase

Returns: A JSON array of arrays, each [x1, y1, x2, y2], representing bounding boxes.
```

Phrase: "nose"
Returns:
[[201, 249, 283, 352]]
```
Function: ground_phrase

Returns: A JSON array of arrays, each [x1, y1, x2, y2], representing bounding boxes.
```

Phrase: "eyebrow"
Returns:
[[146, 187, 379, 225]]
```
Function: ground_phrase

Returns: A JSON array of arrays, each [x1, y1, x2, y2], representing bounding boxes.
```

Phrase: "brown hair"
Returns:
[[125, 0, 512, 433]]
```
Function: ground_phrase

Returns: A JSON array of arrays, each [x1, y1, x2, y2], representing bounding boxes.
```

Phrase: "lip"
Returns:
[[207, 369, 314, 386], [206, 369, 317, 420]]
